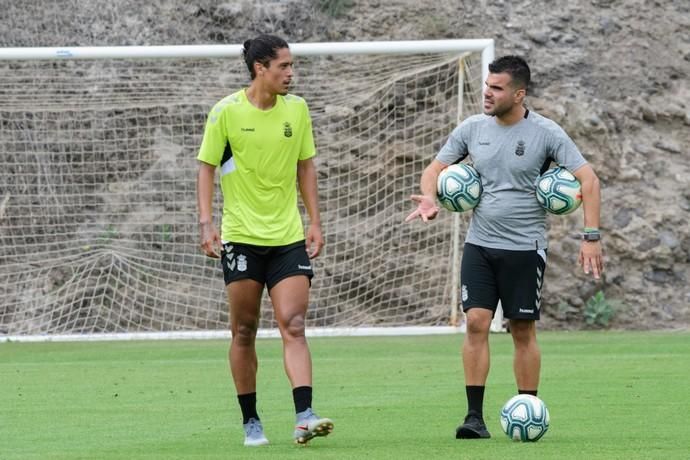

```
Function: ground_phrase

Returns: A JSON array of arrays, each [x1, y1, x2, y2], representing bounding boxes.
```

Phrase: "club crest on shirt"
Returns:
[[515, 140, 526, 156], [237, 254, 248, 272], [283, 122, 292, 138]]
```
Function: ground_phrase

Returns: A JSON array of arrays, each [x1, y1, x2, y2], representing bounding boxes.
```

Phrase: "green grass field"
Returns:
[[2, 331, 689, 459]]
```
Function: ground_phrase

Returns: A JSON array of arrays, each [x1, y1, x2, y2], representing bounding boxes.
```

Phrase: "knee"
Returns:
[[465, 310, 492, 336], [232, 321, 258, 346], [510, 321, 537, 347], [280, 313, 306, 341], [466, 319, 488, 336]]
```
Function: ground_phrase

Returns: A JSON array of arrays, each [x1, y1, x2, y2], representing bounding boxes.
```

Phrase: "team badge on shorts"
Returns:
[[237, 254, 248, 272]]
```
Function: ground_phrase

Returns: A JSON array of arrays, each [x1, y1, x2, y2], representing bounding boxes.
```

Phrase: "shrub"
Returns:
[[583, 290, 620, 328]]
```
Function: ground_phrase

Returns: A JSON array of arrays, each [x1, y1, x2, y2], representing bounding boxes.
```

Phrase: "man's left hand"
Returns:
[[579, 240, 603, 280]]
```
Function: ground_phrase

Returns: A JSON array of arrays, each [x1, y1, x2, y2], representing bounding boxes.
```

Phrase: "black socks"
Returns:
[[466, 385, 485, 416], [518, 389, 538, 396], [293, 386, 313, 414], [237, 392, 258, 424], [240, 386, 314, 423]]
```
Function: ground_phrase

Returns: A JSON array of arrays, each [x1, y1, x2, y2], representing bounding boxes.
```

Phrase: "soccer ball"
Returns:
[[500, 394, 550, 442], [437, 163, 483, 212], [536, 167, 582, 215]]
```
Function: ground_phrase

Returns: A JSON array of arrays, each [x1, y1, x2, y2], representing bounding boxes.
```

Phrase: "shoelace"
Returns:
[[246, 420, 263, 437]]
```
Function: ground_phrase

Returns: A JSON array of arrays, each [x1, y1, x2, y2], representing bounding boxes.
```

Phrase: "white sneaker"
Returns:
[[243, 418, 269, 447]]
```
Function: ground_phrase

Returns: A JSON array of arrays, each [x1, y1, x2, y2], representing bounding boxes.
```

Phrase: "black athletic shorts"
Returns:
[[220, 240, 314, 290], [460, 242, 547, 320]]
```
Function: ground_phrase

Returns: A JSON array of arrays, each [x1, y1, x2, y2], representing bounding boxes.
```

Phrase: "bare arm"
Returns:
[[197, 161, 221, 258], [573, 163, 603, 279], [297, 157, 324, 258], [405, 159, 448, 222]]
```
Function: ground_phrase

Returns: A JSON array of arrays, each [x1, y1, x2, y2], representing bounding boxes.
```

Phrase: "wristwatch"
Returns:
[[582, 231, 601, 242]]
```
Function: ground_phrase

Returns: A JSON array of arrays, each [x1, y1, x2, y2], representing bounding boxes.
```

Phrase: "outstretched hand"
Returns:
[[405, 195, 440, 222]]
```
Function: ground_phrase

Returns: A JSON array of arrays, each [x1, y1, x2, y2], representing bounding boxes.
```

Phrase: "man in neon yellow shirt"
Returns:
[[196, 34, 332, 447]]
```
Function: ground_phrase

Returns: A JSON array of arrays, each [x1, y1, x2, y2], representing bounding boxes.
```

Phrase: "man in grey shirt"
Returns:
[[406, 56, 603, 439]]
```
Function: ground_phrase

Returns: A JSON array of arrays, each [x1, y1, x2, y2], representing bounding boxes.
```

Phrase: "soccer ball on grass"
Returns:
[[500, 394, 550, 442]]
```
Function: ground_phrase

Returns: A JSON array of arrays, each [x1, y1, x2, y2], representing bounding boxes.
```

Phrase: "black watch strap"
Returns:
[[582, 231, 601, 242]]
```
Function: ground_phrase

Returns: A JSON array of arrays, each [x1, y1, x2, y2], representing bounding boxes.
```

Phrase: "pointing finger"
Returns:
[[404, 210, 420, 222]]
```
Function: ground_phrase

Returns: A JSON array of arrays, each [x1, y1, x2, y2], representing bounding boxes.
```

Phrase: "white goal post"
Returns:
[[0, 39, 503, 342]]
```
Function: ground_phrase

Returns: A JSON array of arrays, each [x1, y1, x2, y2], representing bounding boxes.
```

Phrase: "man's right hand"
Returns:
[[199, 221, 221, 258], [405, 195, 440, 222]]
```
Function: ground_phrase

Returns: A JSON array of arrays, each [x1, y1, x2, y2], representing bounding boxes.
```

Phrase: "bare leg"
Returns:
[[227, 279, 264, 394], [462, 308, 493, 385], [456, 307, 494, 438], [271, 276, 333, 443], [509, 319, 540, 391], [269, 275, 312, 387]]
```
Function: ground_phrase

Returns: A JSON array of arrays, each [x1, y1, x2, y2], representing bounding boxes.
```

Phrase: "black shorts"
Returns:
[[460, 242, 547, 320], [220, 240, 314, 290]]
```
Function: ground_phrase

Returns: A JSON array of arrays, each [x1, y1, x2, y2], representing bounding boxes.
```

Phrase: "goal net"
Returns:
[[0, 40, 492, 339]]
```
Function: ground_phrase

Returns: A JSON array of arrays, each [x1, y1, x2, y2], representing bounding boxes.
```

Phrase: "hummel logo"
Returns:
[[478, 141, 491, 146], [241, 127, 255, 132], [298, 264, 312, 270], [519, 308, 534, 313]]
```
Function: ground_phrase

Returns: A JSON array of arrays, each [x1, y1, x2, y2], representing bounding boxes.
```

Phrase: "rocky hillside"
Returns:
[[1, 0, 688, 329]]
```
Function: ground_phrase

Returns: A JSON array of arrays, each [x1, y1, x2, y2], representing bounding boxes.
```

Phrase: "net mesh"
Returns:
[[0, 50, 483, 335]]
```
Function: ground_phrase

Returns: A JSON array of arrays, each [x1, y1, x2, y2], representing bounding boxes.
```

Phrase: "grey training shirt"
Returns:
[[436, 110, 587, 251]]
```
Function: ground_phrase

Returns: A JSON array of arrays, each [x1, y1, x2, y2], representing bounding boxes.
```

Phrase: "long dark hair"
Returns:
[[242, 34, 289, 79]]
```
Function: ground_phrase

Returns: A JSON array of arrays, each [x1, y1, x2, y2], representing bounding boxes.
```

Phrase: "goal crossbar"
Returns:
[[0, 39, 494, 88]]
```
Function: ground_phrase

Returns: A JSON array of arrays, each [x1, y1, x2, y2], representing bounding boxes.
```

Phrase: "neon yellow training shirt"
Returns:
[[197, 89, 316, 246]]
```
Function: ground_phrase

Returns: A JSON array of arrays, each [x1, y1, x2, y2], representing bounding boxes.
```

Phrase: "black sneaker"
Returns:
[[456, 412, 491, 439]]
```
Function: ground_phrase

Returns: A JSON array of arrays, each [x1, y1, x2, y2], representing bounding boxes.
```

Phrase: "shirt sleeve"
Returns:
[[299, 102, 316, 161], [197, 104, 227, 166], [548, 125, 587, 173], [436, 123, 470, 165]]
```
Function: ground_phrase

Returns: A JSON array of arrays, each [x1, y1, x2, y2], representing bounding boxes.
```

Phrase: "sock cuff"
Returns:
[[292, 385, 312, 393], [518, 389, 538, 396]]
